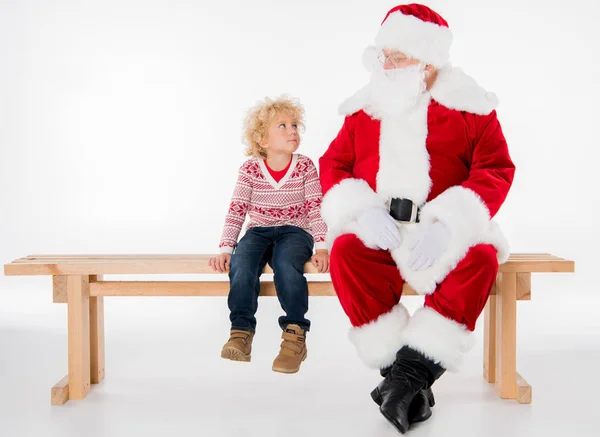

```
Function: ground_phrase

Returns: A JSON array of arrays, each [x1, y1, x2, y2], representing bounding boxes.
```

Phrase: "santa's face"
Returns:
[[364, 50, 428, 118], [378, 49, 422, 70]]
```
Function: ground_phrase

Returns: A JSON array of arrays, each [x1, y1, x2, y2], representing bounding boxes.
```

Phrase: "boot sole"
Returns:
[[221, 347, 251, 362], [272, 350, 307, 374]]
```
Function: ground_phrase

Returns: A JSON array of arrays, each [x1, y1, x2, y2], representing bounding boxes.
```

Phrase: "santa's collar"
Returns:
[[339, 66, 498, 117]]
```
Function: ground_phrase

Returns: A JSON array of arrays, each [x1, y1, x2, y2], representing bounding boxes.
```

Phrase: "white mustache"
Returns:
[[365, 64, 427, 118]]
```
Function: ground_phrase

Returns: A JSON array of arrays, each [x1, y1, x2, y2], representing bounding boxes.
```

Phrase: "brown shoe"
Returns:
[[221, 329, 254, 362], [272, 324, 307, 374]]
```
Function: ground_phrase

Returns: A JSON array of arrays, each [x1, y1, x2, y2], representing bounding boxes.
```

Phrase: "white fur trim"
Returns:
[[348, 303, 411, 369], [375, 11, 453, 68], [376, 96, 431, 204], [430, 66, 498, 115], [420, 186, 491, 244], [324, 220, 381, 252], [482, 221, 510, 264], [401, 307, 475, 372], [390, 186, 508, 294], [326, 97, 433, 250], [339, 85, 371, 117], [362, 45, 378, 73], [340, 66, 499, 117], [321, 178, 386, 244]]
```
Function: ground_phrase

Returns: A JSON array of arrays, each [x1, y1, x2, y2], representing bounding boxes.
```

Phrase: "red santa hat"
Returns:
[[364, 3, 453, 69]]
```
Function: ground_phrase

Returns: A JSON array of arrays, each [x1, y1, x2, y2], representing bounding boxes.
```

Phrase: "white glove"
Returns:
[[356, 207, 402, 250], [408, 221, 451, 271]]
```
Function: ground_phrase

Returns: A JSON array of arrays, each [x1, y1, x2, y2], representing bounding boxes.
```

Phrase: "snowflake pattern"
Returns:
[[219, 154, 327, 249]]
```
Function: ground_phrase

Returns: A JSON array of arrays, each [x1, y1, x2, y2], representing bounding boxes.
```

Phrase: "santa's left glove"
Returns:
[[408, 221, 451, 271]]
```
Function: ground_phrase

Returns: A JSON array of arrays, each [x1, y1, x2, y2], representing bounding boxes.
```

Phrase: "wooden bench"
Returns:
[[3, 253, 574, 406]]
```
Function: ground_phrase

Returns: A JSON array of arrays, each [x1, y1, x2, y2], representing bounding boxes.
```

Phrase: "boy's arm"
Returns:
[[218, 165, 252, 253], [304, 158, 327, 251]]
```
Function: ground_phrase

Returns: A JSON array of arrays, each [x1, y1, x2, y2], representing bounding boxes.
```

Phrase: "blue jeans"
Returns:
[[228, 226, 314, 333]]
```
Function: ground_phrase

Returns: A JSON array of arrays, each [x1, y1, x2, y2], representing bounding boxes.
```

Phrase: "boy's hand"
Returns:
[[208, 253, 231, 273], [311, 249, 330, 273]]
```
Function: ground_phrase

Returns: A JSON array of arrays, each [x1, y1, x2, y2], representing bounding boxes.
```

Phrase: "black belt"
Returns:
[[388, 198, 420, 223]]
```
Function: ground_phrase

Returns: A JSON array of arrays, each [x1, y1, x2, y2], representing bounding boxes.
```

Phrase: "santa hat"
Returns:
[[363, 3, 453, 70]]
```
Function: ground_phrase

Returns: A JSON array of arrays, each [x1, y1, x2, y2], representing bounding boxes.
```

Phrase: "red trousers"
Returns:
[[330, 234, 498, 332]]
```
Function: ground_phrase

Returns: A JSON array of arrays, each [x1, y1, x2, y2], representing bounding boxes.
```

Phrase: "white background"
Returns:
[[1, 0, 598, 290], [1, 1, 599, 436]]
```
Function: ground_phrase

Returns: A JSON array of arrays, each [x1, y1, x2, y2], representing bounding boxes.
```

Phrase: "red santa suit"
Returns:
[[319, 5, 515, 372]]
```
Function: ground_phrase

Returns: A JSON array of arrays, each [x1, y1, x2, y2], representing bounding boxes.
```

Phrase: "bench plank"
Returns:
[[23, 252, 560, 259], [88, 281, 403, 297], [86, 279, 530, 298], [21, 253, 569, 258], [23, 253, 565, 261], [4, 254, 575, 276]]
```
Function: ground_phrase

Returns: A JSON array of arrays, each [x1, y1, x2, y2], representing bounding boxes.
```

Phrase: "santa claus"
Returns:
[[319, 3, 515, 434]]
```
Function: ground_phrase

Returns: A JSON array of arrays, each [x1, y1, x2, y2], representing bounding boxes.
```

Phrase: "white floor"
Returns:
[[1, 276, 599, 437]]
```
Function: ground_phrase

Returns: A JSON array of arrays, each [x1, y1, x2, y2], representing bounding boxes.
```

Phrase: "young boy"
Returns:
[[208, 96, 329, 374]]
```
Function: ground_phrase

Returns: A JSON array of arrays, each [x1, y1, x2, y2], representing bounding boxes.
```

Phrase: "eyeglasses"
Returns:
[[377, 52, 409, 67]]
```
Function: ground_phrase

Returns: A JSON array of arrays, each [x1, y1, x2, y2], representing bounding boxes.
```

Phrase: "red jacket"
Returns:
[[319, 67, 516, 294]]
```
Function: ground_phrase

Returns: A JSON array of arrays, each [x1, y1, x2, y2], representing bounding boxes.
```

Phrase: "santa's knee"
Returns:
[[462, 244, 498, 277], [330, 234, 364, 269]]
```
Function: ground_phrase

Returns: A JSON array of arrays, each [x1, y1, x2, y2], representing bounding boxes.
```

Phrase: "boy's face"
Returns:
[[261, 115, 300, 156]]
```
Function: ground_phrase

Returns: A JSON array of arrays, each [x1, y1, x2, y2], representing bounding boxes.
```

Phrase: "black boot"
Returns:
[[377, 367, 435, 424], [371, 347, 445, 434]]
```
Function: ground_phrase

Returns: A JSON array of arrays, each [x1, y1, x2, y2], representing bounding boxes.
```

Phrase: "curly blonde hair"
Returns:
[[242, 95, 306, 158]]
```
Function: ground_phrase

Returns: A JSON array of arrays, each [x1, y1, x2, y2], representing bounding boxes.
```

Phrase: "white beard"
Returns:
[[363, 64, 428, 119]]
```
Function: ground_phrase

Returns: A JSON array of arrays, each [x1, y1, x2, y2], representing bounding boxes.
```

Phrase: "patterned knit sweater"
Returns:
[[219, 154, 328, 253]]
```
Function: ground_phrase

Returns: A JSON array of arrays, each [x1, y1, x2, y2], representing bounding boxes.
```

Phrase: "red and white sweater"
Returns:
[[219, 154, 328, 253]]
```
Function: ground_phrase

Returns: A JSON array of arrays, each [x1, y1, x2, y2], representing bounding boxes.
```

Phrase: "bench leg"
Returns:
[[67, 275, 91, 401], [494, 272, 519, 400], [90, 275, 105, 384], [483, 293, 497, 383], [516, 372, 532, 404], [51, 375, 69, 405]]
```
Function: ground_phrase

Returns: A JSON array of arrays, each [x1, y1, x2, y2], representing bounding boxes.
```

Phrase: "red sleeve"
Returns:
[[319, 114, 357, 195], [462, 110, 515, 218], [420, 110, 515, 249], [318, 114, 386, 239]]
